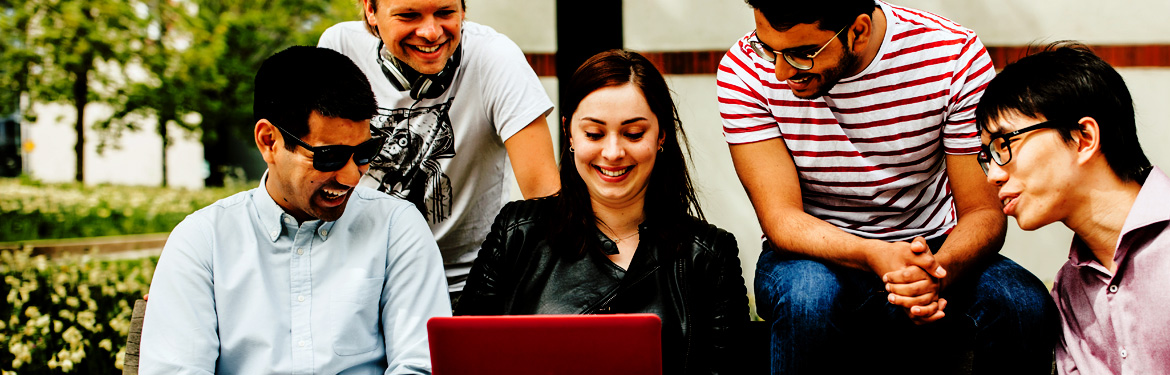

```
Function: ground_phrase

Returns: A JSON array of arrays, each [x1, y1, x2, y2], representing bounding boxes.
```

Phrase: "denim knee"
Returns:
[[754, 252, 843, 324], [968, 256, 1055, 322]]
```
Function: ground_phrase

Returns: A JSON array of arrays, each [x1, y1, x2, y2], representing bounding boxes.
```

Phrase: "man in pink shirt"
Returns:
[[976, 43, 1169, 374]]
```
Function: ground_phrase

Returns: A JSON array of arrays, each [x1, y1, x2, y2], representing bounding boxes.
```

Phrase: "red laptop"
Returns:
[[427, 314, 663, 375]]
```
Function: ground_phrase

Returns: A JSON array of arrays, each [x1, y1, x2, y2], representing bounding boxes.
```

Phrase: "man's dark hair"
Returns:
[[552, 49, 703, 257], [254, 46, 378, 151], [747, 0, 875, 38], [975, 42, 1151, 182]]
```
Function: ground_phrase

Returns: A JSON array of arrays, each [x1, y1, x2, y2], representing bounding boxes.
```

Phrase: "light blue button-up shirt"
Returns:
[[141, 178, 451, 374]]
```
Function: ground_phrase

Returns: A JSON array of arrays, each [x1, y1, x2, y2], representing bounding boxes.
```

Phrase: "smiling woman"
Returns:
[[456, 49, 750, 375]]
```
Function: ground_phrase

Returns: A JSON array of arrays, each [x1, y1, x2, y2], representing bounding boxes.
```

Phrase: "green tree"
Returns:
[[100, 0, 359, 187], [0, 0, 146, 182]]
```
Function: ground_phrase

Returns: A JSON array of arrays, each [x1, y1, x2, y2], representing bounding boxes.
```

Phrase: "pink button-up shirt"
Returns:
[[1053, 167, 1170, 375]]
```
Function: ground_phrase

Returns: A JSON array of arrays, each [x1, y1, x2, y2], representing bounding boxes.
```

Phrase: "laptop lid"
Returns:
[[428, 314, 662, 375]]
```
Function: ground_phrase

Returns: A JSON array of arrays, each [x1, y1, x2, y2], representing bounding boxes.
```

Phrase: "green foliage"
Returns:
[[1, 248, 156, 374], [96, 0, 360, 186], [0, 0, 149, 181], [0, 178, 247, 242], [0, 0, 360, 185]]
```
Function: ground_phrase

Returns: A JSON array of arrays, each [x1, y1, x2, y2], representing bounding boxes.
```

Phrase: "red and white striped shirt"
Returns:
[[717, 1, 994, 241]]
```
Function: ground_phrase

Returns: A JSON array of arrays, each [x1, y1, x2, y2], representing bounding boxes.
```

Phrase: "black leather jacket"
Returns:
[[455, 198, 748, 375]]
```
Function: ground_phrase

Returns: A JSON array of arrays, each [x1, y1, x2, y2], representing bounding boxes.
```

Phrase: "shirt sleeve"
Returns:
[[139, 215, 220, 374], [717, 35, 783, 145], [942, 34, 995, 155], [474, 32, 554, 142], [381, 203, 452, 375]]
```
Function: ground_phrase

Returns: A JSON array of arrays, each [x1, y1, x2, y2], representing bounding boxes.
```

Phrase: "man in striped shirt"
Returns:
[[718, 1, 1058, 373]]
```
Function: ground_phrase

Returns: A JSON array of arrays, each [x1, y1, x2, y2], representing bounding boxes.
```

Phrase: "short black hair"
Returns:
[[746, 0, 875, 35], [975, 42, 1151, 182], [253, 46, 377, 150]]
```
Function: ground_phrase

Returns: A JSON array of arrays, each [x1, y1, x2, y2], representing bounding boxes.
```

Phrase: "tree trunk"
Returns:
[[159, 117, 169, 187], [72, 63, 89, 183]]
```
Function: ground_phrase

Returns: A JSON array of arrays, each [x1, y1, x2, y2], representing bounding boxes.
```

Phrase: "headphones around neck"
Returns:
[[377, 41, 462, 100]]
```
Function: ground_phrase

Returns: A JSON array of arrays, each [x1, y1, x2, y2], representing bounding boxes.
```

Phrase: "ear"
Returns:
[[364, 0, 378, 28], [1073, 116, 1103, 166], [255, 119, 280, 165], [847, 13, 874, 55]]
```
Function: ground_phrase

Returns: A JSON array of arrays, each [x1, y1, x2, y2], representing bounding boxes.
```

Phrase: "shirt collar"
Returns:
[[1067, 166, 1170, 268], [252, 170, 337, 243], [1120, 166, 1170, 236]]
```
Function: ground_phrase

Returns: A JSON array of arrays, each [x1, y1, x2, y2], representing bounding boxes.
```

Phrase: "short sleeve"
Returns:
[[717, 34, 783, 145], [941, 34, 995, 155], [470, 27, 554, 142]]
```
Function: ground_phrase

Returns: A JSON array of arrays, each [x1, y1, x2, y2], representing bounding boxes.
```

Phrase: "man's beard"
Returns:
[[801, 48, 863, 99]]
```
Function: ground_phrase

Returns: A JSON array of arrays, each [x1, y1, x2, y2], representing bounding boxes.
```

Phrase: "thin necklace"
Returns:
[[606, 229, 640, 244]]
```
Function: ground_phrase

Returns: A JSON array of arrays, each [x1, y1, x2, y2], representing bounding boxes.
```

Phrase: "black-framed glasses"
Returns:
[[749, 26, 848, 71], [273, 124, 386, 172], [977, 121, 1062, 175]]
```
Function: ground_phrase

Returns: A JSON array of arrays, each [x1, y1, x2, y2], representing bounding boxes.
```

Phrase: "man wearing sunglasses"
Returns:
[[976, 43, 1167, 375], [141, 46, 451, 374], [717, 0, 1056, 373], [318, 0, 560, 301]]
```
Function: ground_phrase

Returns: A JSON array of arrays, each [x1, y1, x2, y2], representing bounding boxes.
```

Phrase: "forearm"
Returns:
[[758, 205, 891, 274], [505, 117, 560, 199], [934, 207, 1006, 290]]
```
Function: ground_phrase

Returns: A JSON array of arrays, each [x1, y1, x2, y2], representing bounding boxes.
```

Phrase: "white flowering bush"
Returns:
[[0, 178, 246, 241], [1, 248, 155, 374]]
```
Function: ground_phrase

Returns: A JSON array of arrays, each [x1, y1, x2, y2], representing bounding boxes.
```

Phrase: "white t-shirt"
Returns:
[[717, 1, 994, 241], [320, 21, 554, 291]]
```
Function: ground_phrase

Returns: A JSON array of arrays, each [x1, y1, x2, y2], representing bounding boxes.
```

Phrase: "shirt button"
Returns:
[[322, 230, 328, 236], [1109, 285, 1119, 293], [297, 248, 304, 255], [298, 340, 306, 347], [297, 295, 305, 302], [1120, 348, 1127, 358], [270, 230, 279, 237]]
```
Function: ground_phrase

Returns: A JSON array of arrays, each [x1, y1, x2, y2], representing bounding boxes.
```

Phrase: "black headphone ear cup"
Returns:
[[410, 74, 450, 100]]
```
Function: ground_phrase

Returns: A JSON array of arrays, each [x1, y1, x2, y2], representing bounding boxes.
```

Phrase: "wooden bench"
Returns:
[[123, 299, 146, 375]]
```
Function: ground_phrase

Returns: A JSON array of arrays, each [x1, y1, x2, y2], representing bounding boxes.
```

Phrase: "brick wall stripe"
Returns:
[[526, 45, 1170, 77]]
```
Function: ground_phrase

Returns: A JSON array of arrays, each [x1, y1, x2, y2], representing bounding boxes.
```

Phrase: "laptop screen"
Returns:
[[428, 314, 662, 375]]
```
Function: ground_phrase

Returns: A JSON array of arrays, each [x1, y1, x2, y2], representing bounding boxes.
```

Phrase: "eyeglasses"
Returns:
[[977, 121, 1062, 175], [749, 26, 848, 71], [273, 123, 385, 172]]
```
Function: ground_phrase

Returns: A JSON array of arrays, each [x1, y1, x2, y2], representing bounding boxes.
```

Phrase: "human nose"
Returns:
[[336, 157, 365, 187], [984, 160, 1008, 187], [773, 58, 799, 82], [600, 136, 625, 161], [416, 16, 441, 41]]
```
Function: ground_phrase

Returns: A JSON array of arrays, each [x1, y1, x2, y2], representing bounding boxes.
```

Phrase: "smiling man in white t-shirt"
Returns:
[[319, 0, 560, 299]]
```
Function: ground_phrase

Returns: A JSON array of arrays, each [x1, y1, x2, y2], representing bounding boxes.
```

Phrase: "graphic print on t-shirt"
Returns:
[[367, 99, 455, 223]]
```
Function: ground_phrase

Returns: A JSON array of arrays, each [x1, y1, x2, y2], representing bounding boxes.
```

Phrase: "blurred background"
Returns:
[[2, 0, 1168, 372]]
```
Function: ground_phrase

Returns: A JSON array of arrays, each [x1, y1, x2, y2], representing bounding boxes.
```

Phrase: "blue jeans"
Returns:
[[755, 239, 1059, 375]]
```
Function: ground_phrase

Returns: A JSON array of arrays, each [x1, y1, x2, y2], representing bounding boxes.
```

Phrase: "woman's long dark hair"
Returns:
[[550, 49, 703, 256]]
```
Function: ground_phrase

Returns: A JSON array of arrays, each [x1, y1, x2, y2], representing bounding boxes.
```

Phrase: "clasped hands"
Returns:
[[872, 237, 947, 325]]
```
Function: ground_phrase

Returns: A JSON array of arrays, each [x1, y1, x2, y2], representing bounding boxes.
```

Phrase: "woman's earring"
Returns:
[[658, 145, 664, 153], [569, 145, 575, 153]]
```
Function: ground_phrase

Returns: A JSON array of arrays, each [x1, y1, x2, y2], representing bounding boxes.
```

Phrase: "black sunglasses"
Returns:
[[273, 124, 385, 172]]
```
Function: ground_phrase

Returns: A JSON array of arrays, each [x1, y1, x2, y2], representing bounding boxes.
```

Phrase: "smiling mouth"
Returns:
[[322, 187, 349, 201], [595, 165, 632, 178], [1002, 196, 1014, 206], [789, 75, 813, 84], [411, 43, 442, 53]]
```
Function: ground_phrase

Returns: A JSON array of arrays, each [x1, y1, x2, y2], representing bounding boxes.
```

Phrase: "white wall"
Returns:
[[23, 102, 205, 188]]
